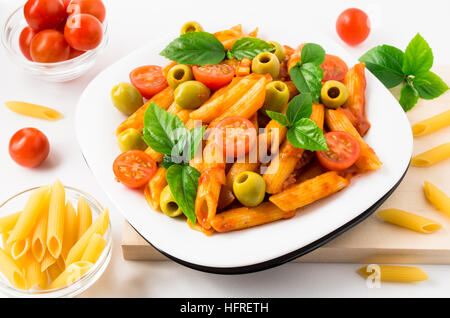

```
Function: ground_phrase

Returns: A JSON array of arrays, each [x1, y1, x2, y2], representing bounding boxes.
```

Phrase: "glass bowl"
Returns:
[[0, 186, 112, 298], [1, 6, 109, 82]]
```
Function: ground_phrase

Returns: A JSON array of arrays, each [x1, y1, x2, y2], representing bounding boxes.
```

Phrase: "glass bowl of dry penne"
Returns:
[[0, 181, 112, 297]]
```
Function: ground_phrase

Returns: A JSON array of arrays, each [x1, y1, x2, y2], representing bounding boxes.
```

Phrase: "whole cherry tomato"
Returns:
[[9, 128, 50, 168], [24, 0, 67, 31], [64, 13, 103, 51], [19, 26, 37, 61], [336, 8, 371, 46], [67, 0, 106, 23], [30, 29, 70, 63]]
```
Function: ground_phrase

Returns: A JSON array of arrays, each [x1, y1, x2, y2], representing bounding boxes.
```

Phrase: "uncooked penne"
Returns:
[[22, 252, 47, 289], [61, 201, 79, 261], [0, 211, 21, 234], [358, 265, 428, 282], [41, 249, 56, 272], [81, 233, 106, 264], [47, 263, 63, 282], [11, 238, 30, 260], [48, 261, 93, 290], [144, 167, 167, 210], [211, 202, 295, 232], [47, 180, 65, 259], [378, 209, 442, 233], [5, 101, 63, 121], [424, 181, 450, 217], [77, 197, 92, 239], [270, 171, 350, 211], [0, 248, 27, 290], [411, 142, 450, 167], [412, 109, 450, 137], [31, 208, 48, 262]]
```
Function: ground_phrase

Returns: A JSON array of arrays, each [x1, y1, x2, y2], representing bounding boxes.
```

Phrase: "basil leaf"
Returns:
[[166, 165, 200, 224], [161, 155, 177, 169], [266, 111, 289, 127], [359, 45, 405, 88], [413, 71, 449, 100], [402, 33, 433, 76], [300, 43, 326, 65], [399, 83, 419, 112], [287, 118, 328, 151], [290, 63, 323, 103], [160, 32, 225, 66], [286, 93, 313, 125], [230, 37, 274, 60], [187, 126, 205, 161], [142, 103, 187, 156]]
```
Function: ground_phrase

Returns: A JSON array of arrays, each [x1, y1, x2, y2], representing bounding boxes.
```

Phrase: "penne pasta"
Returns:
[[211, 202, 295, 233], [31, 207, 49, 263], [378, 209, 442, 234], [358, 265, 428, 283], [48, 261, 93, 290], [61, 201, 79, 261], [411, 142, 450, 167], [41, 249, 56, 272], [47, 180, 65, 259], [5, 101, 63, 121], [11, 238, 30, 260], [145, 146, 164, 163], [65, 209, 109, 266], [424, 181, 450, 217], [144, 167, 167, 210], [270, 171, 350, 211], [187, 219, 214, 236], [412, 109, 450, 137], [0, 248, 27, 290], [22, 252, 46, 289], [0, 211, 21, 234], [77, 197, 92, 239], [8, 186, 50, 244], [47, 263, 63, 282], [81, 233, 106, 264]]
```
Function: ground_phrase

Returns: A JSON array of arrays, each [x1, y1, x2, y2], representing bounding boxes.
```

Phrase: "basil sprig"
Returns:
[[142, 103, 204, 224], [360, 33, 449, 111], [266, 93, 328, 151], [228, 37, 274, 60]]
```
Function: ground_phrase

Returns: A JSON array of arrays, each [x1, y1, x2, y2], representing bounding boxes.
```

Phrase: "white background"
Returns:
[[1, 0, 450, 297]]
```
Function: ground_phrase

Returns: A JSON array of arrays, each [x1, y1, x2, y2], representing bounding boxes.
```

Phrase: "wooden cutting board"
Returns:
[[121, 66, 450, 264]]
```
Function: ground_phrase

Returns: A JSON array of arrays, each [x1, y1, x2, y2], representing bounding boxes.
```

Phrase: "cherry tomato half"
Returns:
[[321, 54, 349, 83], [24, 0, 67, 31], [192, 64, 235, 90], [316, 131, 361, 171], [19, 26, 37, 61], [68, 0, 106, 23], [9, 128, 50, 168], [30, 29, 70, 63], [64, 13, 103, 51], [336, 8, 371, 46], [129, 65, 168, 99], [215, 116, 256, 158], [113, 150, 157, 188]]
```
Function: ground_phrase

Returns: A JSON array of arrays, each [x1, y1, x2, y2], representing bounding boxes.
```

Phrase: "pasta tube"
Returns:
[[47, 180, 65, 259], [378, 209, 442, 234], [31, 208, 48, 262], [61, 201, 79, 261], [211, 202, 295, 233], [8, 186, 50, 244], [48, 261, 93, 290], [81, 233, 106, 264], [77, 197, 92, 239], [41, 249, 56, 272], [412, 109, 450, 137], [270, 171, 350, 211], [11, 238, 30, 260], [187, 219, 214, 236], [66, 209, 109, 266], [22, 252, 46, 289], [411, 142, 450, 167], [144, 167, 167, 210], [47, 263, 63, 282], [5, 101, 63, 121], [0, 248, 27, 290], [424, 181, 450, 216], [0, 211, 21, 233], [358, 265, 428, 282]]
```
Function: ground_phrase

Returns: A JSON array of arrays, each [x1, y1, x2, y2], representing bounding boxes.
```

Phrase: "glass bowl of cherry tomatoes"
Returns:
[[1, 0, 109, 82]]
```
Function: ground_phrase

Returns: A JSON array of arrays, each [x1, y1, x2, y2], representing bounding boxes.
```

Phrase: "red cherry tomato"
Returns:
[[336, 8, 371, 46], [19, 26, 37, 61], [215, 116, 257, 158], [69, 48, 85, 59], [30, 29, 70, 63], [64, 13, 103, 51], [316, 131, 361, 171], [67, 0, 106, 23], [24, 0, 66, 31], [321, 54, 349, 82], [9, 128, 50, 168], [192, 64, 235, 90], [62, 0, 71, 8], [113, 150, 157, 188], [129, 65, 168, 99]]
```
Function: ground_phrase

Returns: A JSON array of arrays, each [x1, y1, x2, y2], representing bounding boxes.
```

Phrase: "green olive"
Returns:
[[180, 21, 204, 34], [261, 81, 290, 115], [251, 52, 280, 79], [160, 185, 182, 217], [267, 41, 286, 62], [233, 171, 266, 207], [320, 80, 349, 109], [117, 128, 147, 153], [174, 80, 210, 109], [167, 64, 194, 89], [111, 83, 143, 115]]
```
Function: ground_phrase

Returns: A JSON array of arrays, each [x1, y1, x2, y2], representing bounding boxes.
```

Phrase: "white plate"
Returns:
[[75, 29, 413, 273]]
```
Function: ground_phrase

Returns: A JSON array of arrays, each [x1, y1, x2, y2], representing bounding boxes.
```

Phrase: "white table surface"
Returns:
[[1, 0, 449, 298]]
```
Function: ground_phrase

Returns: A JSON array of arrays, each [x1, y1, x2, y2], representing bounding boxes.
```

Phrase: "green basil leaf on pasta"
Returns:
[[287, 118, 328, 151], [230, 37, 274, 60]]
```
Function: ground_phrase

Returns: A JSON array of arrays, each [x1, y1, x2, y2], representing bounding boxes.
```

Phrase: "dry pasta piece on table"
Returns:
[[378, 209, 442, 234], [411, 142, 450, 167], [358, 265, 428, 282], [423, 181, 450, 217], [412, 109, 450, 137], [5, 101, 63, 121]]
